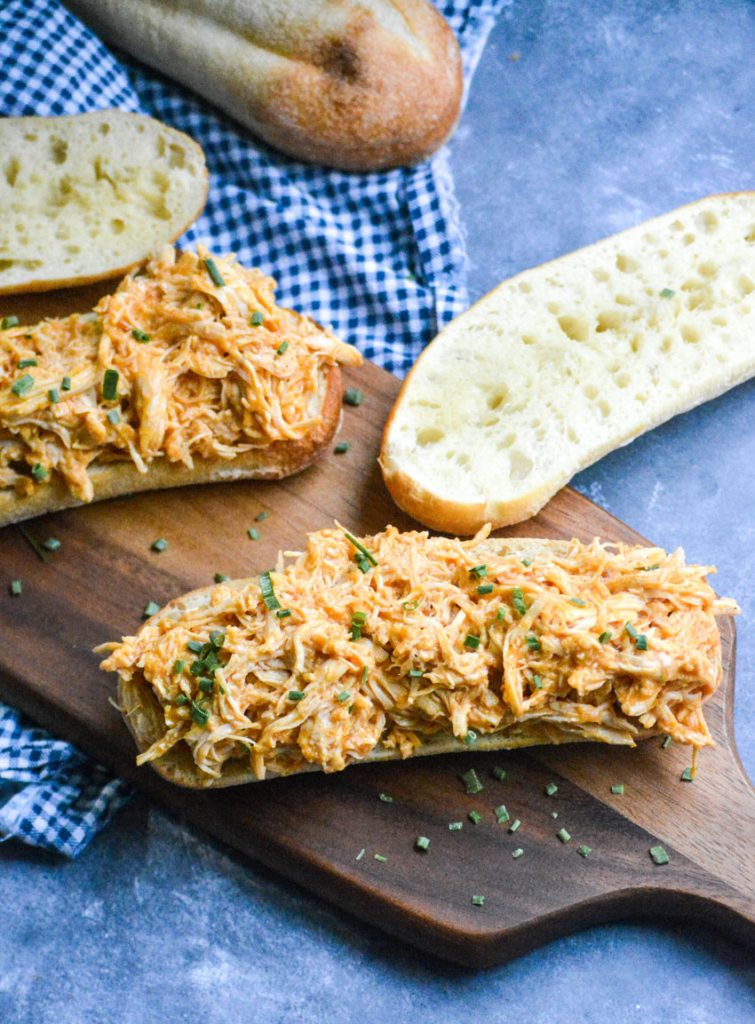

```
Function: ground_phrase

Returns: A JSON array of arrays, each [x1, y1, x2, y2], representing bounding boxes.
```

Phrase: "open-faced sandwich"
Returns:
[[0, 247, 361, 526], [98, 525, 739, 788]]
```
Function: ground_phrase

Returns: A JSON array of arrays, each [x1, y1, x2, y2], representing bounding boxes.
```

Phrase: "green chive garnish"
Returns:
[[545, 782, 558, 797], [31, 463, 48, 482], [337, 690, 350, 703], [356, 848, 366, 861], [276, 608, 292, 619], [378, 792, 394, 803], [9, 579, 22, 596], [464, 730, 477, 746], [204, 257, 225, 287], [151, 538, 168, 553], [250, 311, 265, 326], [532, 674, 543, 689], [408, 668, 424, 678], [680, 767, 695, 782], [662, 735, 673, 749], [471, 895, 485, 907], [209, 630, 225, 649], [343, 389, 364, 407], [509, 819, 521, 833], [468, 810, 482, 825], [512, 587, 527, 616], [512, 848, 524, 859], [173, 659, 185, 674], [61, 375, 72, 391], [334, 441, 351, 454], [598, 631, 612, 643], [255, 511, 270, 522], [143, 600, 161, 618], [477, 583, 494, 595], [173, 694, 189, 707], [214, 573, 230, 584], [448, 821, 463, 831], [496, 607, 506, 621], [463, 634, 481, 650], [107, 409, 120, 425], [577, 845, 592, 858], [350, 610, 367, 640], [2, 316, 19, 329], [260, 570, 281, 611], [18, 357, 37, 368], [461, 768, 483, 795], [11, 374, 34, 397], [288, 690, 305, 702], [248, 527, 260, 541], [48, 388, 59, 404], [415, 836, 430, 852], [42, 537, 61, 552], [470, 564, 488, 579], [275, 341, 288, 356], [650, 845, 670, 865], [491, 766, 507, 781], [190, 701, 210, 727], [659, 288, 675, 298], [495, 804, 510, 824], [198, 677, 214, 694], [102, 368, 118, 401], [611, 783, 625, 795], [525, 634, 541, 652], [343, 530, 377, 568], [131, 328, 151, 342], [522, 558, 532, 567], [373, 854, 387, 863], [557, 828, 571, 844], [569, 597, 586, 607], [187, 640, 204, 654]]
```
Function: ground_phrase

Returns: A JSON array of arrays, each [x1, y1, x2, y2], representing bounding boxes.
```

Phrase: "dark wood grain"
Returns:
[[0, 283, 752, 966]]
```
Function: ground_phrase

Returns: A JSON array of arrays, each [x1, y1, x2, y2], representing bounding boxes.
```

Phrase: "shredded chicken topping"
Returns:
[[0, 247, 360, 501], [100, 526, 739, 781]]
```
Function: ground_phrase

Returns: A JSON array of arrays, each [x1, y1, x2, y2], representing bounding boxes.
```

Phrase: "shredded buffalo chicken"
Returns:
[[99, 526, 739, 781], [0, 247, 360, 501]]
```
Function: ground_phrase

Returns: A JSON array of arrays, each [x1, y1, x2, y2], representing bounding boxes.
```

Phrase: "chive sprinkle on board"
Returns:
[[662, 735, 673, 749], [378, 792, 394, 804], [557, 828, 571, 844], [460, 768, 483, 795], [356, 848, 365, 861], [343, 388, 364, 406], [373, 854, 387, 863], [509, 819, 521, 833], [247, 527, 260, 541], [143, 600, 161, 618], [512, 848, 524, 859], [468, 810, 482, 825], [448, 821, 464, 831], [680, 767, 695, 782], [415, 836, 431, 852], [334, 441, 351, 454], [255, 511, 270, 522], [610, 783, 625, 795], [471, 895, 485, 907], [650, 845, 670, 865], [9, 580, 22, 596], [577, 845, 592, 859], [151, 538, 168, 553], [491, 766, 507, 782], [544, 782, 558, 797], [42, 537, 61, 552]]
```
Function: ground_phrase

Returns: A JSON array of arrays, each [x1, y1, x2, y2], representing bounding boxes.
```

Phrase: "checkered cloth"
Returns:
[[0, 0, 502, 856]]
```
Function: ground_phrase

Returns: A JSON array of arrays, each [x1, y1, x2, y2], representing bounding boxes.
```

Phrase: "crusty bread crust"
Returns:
[[112, 537, 658, 789], [380, 192, 755, 534], [66, 0, 463, 171], [0, 364, 342, 528]]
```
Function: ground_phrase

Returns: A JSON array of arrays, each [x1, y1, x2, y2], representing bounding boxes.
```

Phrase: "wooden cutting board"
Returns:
[[0, 283, 753, 966]]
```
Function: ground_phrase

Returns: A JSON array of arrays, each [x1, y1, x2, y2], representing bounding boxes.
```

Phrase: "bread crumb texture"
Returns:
[[382, 194, 755, 529], [0, 111, 207, 292]]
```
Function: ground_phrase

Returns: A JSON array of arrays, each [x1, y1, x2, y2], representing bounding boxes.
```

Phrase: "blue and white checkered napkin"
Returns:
[[0, 0, 503, 856]]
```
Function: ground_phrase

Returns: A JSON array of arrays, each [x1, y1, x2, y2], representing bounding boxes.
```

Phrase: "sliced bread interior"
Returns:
[[0, 111, 208, 294], [380, 193, 755, 534]]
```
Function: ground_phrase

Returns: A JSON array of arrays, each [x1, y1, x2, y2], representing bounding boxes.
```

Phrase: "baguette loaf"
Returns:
[[381, 193, 755, 534], [0, 111, 207, 294], [99, 526, 737, 788], [66, 0, 463, 171]]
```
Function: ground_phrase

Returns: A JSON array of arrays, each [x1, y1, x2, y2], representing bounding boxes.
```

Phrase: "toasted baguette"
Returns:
[[66, 0, 462, 171], [0, 111, 207, 294], [114, 537, 662, 790], [0, 364, 342, 529], [380, 193, 755, 534]]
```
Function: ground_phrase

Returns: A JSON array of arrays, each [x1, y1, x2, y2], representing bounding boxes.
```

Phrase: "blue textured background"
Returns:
[[2, 1, 754, 1020]]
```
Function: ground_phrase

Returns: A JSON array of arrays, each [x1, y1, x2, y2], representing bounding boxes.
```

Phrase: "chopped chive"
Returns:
[[491, 766, 507, 782], [635, 634, 648, 651], [250, 311, 265, 326], [650, 845, 670, 865], [143, 600, 161, 618], [611, 783, 625, 795], [598, 631, 612, 643], [509, 818, 521, 833], [275, 340, 288, 357], [463, 634, 481, 650], [460, 768, 483, 794], [48, 388, 59, 404], [18, 357, 37, 368], [175, 694, 189, 706], [350, 610, 367, 640], [276, 608, 292, 619], [343, 530, 378, 567], [151, 538, 168, 553], [102, 368, 118, 401], [659, 288, 675, 298], [42, 537, 61, 552], [2, 315, 19, 329], [525, 634, 541, 652], [356, 848, 365, 861], [642, 563, 661, 571], [512, 587, 527, 616], [343, 389, 364, 407], [61, 375, 72, 391], [378, 792, 394, 803], [204, 257, 225, 287], [532, 674, 543, 689], [464, 730, 478, 746], [521, 558, 532, 567], [557, 828, 571, 844], [190, 700, 210, 727], [551, 811, 559, 819], [577, 845, 592, 858], [662, 735, 673, 749], [337, 690, 350, 703], [255, 511, 270, 522], [334, 441, 351, 454], [31, 463, 48, 482], [247, 527, 260, 541], [11, 373, 34, 397], [173, 659, 185, 674], [214, 573, 230, 584], [18, 525, 48, 562], [477, 582, 494, 595], [187, 640, 204, 654], [495, 607, 506, 621], [198, 677, 214, 694], [107, 409, 120, 425], [408, 668, 424, 678], [448, 821, 463, 831], [468, 810, 482, 825], [361, 665, 369, 684], [260, 570, 281, 611], [495, 804, 510, 824], [680, 767, 695, 782], [415, 836, 431, 852], [545, 782, 558, 797], [471, 895, 485, 907], [470, 564, 488, 579], [569, 597, 586, 607], [131, 328, 151, 342], [373, 854, 387, 863], [402, 600, 420, 611], [512, 848, 524, 859], [356, 557, 371, 574], [209, 631, 225, 649], [288, 690, 305, 702], [9, 579, 22, 596]]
